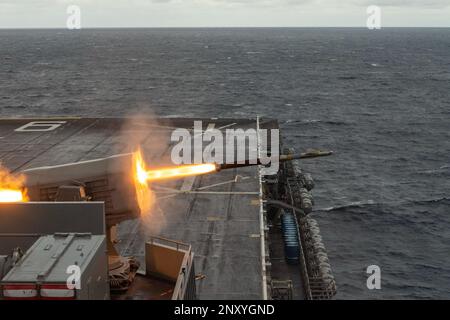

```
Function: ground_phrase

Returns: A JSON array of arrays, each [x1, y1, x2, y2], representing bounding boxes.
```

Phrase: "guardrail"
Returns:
[[283, 158, 337, 300]]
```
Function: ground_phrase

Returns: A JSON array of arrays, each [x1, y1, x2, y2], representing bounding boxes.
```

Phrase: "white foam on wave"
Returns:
[[318, 200, 376, 211]]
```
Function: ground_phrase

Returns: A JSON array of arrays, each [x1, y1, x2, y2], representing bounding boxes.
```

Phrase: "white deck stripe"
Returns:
[[257, 116, 269, 300]]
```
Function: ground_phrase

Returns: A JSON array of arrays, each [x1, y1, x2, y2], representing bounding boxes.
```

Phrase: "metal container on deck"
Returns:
[[1, 233, 109, 300]]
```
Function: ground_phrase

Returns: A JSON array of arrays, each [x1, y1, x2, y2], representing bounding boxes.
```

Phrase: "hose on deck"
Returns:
[[266, 200, 307, 217]]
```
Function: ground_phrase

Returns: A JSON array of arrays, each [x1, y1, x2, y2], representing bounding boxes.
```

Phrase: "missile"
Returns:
[[216, 149, 333, 171]]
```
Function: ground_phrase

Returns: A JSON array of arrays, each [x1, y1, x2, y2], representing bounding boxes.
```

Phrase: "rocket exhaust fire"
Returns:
[[0, 189, 26, 203], [134, 149, 333, 183], [11, 148, 332, 206], [0, 166, 28, 203], [133, 148, 217, 183], [133, 148, 335, 186]]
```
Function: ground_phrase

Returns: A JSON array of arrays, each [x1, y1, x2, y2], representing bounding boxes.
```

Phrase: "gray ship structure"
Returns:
[[0, 117, 336, 300]]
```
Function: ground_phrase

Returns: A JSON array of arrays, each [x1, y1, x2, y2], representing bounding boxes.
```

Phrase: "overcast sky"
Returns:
[[1, 0, 449, 28]]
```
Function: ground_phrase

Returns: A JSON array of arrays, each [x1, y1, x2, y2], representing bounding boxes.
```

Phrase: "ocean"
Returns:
[[1, 28, 449, 299]]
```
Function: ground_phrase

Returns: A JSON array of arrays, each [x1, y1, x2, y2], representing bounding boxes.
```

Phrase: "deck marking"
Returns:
[[196, 175, 250, 191], [257, 115, 269, 300], [191, 122, 237, 138], [15, 121, 67, 132]]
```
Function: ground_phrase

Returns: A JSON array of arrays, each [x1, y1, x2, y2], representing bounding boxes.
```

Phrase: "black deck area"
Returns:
[[0, 117, 275, 300]]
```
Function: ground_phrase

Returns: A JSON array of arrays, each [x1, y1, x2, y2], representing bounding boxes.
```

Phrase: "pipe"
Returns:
[[266, 200, 307, 217], [217, 150, 333, 171]]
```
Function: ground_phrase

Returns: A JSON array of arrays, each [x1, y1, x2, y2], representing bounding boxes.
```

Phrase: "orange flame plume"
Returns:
[[0, 165, 28, 203], [133, 150, 217, 184]]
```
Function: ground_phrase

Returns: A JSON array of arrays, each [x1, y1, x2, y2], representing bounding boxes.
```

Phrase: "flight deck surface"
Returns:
[[0, 117, 275, 300]]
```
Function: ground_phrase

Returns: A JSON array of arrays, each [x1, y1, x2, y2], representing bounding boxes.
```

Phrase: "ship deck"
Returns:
[[0, 117, 276, 300]]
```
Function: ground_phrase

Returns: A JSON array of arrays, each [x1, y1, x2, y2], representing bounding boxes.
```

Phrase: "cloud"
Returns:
[[1, 0, 449, 27], [350, 0, 450, 8], [1, 0, 450, 7], [218, 0, 450, 8]]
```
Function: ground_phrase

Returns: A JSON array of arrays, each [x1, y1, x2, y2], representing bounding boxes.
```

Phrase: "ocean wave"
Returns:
[[317, 200, 376, 212], [316, 197, 450, 213], [418, 165, 450, 175], [284, 119, 350, 126], [337, 76, 357, 80], [412, 197, 450, 205]]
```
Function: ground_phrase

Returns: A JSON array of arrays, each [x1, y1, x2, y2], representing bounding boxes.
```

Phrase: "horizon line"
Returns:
[[1, 26, 450, 30]]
